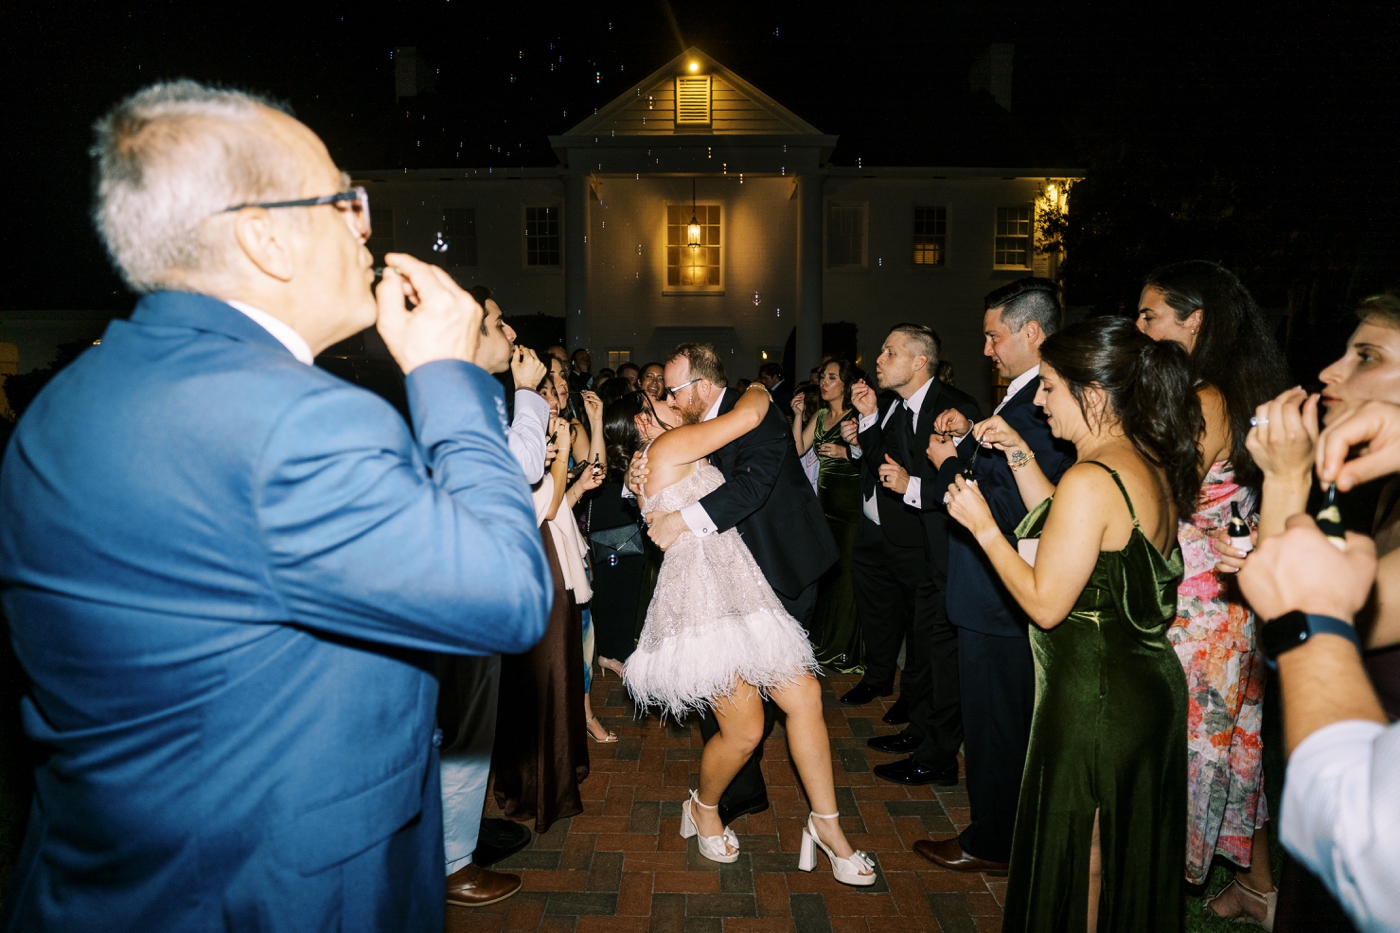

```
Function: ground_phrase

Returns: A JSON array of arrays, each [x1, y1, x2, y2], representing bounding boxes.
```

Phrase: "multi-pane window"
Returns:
[[525, 206, 561, 267], [913, 206, 947, 266], [666, 204, 721, 288], [366, 208, 394, 262], [606, 349, 631, 370], [441, 208, 477, 266], [994, 206, 1033, 268], [827, 205, 865, 268]]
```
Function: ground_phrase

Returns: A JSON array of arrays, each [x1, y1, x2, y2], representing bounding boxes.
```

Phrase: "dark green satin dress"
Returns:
[[809, 408, 864, 673], [1004, 463, 1187, 932]]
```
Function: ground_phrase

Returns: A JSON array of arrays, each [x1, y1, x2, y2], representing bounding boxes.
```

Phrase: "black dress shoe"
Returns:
[[882, 695, 909, 725], [872, 756, 959, 786], [472, 818, 532, 868], [718, 790, 769, 826], [867, 731, 922, 754], [839, 682, 894, 706]]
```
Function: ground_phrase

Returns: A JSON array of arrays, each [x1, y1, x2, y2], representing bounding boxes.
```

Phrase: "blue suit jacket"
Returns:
[[935, 376, 1077, 637], [0, 292, 551, 932]]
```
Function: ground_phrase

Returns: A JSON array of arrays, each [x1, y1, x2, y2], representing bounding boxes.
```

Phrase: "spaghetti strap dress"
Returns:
[[1003, 462, 1188, 932]]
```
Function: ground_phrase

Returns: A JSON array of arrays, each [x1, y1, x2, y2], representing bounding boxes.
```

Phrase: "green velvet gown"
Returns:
[[809, 408, 864, 674], [1004, 463, 1187, 932]]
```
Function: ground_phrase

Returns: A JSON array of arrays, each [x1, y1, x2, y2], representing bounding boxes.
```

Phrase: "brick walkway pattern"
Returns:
[[451, 669, 1005, 933]]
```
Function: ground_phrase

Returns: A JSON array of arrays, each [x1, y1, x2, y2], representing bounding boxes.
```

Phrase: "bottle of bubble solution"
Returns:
[[1315, 483, 1348, 551], [1226, 500, 1254, 554]]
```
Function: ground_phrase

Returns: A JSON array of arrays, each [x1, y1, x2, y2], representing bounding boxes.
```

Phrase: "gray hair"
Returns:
[[91, 80, 304, 292], [888, 323, 940, 377]]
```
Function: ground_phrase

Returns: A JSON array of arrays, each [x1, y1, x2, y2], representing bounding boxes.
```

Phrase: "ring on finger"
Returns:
[[1250, 416, 1270, 426]]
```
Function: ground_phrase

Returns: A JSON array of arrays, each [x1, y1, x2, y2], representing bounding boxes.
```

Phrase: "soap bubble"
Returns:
[[432, 234, 449, 253], [753, 292, 761, 305]]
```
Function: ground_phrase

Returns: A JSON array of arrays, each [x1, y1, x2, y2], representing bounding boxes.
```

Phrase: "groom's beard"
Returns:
[[677, 403, 704, 426]]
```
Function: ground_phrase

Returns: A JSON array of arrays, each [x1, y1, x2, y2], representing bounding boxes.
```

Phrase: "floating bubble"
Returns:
[[753, 292, 761, 305], [432, 234, 449, 253]]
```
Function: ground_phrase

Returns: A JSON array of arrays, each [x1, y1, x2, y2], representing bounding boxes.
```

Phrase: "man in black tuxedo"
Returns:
[[841, 325, 979, 787], [912, 279, 1076, 874], [757, 361, 793, 413], [640, 342, 838, 824]]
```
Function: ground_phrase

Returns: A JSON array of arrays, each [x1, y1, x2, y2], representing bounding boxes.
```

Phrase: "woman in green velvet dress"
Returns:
[[942, 318, 1201, 931], [793, 359, 865, 673]]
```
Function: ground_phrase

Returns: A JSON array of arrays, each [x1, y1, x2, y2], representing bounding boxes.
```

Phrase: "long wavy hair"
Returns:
[[1142, 260, 1290, 489], [1040, 317, 1205, 518]]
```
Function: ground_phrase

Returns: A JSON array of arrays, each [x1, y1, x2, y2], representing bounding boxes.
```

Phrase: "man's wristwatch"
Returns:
[[1260, 611, 1362, 669]]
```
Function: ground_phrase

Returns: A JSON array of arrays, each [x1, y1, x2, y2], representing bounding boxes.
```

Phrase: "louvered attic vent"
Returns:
[[675, 75, 711, 125]]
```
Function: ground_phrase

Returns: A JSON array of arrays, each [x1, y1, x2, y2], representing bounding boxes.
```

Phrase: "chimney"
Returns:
[[969, 43, 1014, 112]]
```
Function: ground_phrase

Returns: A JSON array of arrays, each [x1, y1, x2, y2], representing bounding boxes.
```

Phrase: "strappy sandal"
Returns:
[[798, 811, 876, 886], [1204, 877, 1277, 930], [585, 715, 617, 743], [679, 790, 739, 864]]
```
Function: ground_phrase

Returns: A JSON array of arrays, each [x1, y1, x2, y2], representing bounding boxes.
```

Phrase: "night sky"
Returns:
[[7, 0, 1400, 376]]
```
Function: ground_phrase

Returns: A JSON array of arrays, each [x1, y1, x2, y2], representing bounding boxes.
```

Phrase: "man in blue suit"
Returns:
[[913, 279, 1076, 875], [0, 82, 551, 932]]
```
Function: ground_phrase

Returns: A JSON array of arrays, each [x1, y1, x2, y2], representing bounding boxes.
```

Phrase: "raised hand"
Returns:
[[934, 408, 972, 439], [926, 431, 959, 469], [972, 415, 1026, 456], [511, 346, 548, 391], [791, 394, 806, 417], [850, 380, 878, 417], [1316, 399, 1400, 492], [1246, 387, 1319, 484], [944, 475, 996, 540], [839, 419, 860, 446], [582, 390, 603, 424], [375, 253, 482, 374]]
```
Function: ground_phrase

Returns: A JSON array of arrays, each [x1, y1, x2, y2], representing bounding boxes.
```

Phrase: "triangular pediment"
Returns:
[[564, 47, 823, 137]]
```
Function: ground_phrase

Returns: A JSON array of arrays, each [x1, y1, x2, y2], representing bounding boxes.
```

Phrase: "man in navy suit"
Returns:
[[0, 82, 551, 932], [913, 279, 1076, 874]]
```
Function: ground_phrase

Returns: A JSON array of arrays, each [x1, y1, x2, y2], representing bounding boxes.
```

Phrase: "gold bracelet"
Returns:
[[1009, 451, 1036, 471]]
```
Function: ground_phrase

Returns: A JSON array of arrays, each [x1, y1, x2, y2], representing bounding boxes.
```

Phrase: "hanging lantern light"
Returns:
[[687, 178, 702, 249]]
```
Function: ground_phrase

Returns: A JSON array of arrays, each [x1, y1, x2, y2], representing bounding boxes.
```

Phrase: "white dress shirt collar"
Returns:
[[903, 375, 934, 415], [996, 364, 1041, 414], [224, 300, 314, 365], [702, 389, 725, 422]]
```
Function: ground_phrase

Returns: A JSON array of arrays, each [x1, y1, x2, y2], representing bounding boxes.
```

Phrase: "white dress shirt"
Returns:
[[996, 364, 1040, 416], [505, 390, 551, 484], [1281, 718, 1400, 931], [679, 392, 729, 537], [855, 376, 934, 520], [225, 300, 314, 365]]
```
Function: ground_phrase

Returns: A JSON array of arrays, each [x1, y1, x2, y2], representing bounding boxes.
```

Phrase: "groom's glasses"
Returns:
[[663, 377, 702, 402]]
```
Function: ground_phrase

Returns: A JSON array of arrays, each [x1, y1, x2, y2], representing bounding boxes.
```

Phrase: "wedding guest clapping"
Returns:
[[0, 82, 550, 932], [944, 317, 1201, 930]]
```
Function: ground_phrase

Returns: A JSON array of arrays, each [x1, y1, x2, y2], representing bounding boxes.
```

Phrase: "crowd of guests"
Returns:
[[1, 80, 1398, 933]]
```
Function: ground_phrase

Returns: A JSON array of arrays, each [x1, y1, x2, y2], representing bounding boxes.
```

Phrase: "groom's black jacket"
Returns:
[[696, 386, 838, 599]]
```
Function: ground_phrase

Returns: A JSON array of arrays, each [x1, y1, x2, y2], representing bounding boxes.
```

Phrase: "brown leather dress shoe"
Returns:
[[445, 863, 522, 907], [912, 837, 1009, 876]]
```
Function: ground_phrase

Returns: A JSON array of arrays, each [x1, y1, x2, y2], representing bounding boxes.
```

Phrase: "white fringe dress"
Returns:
[[623, 460, 821, 719]]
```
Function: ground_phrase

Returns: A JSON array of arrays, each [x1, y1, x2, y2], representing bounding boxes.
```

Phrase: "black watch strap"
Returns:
[[1261, 611, 1362, 669]]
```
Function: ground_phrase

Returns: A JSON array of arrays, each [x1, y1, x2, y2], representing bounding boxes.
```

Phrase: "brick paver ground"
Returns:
[[449, 670, 1005, 933]]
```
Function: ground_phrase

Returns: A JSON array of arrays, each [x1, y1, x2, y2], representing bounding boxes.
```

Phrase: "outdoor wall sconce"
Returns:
[[687, 178, 702, 249]]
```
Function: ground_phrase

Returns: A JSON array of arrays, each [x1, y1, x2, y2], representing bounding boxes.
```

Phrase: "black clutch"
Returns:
[[589, 523, 645, 562]]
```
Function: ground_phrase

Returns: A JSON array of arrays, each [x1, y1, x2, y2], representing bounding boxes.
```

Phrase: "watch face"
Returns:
[[1261, 610, 1310, 660]]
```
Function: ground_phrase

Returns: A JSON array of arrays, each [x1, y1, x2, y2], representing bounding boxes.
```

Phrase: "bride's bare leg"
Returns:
[[770, 674, 865, 867], [694, 680, 765, 849]]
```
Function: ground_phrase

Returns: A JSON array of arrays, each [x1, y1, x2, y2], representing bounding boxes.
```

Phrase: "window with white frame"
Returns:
[[913, 206, 947, 266], [606, 349, 632, 370], [827, 205, 866, 268], [524, 206, 561, 267], [666, 204, 722, 289], [441, 208, 477, 266], [994, 205, 1033, 268]]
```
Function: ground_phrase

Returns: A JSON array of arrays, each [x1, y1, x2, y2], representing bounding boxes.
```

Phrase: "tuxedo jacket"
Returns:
[[934, 376, 1077, 637], [0, 291, 552, 932], [857, 380, 981, 569], [696, 387, 838, 599]]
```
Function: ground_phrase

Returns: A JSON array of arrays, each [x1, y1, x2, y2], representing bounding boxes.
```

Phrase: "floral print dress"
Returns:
[[1169, 461, 1268, 885]]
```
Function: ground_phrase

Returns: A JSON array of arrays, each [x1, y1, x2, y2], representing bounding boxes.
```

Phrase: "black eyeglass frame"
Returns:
[[222, 187, 371, 239]]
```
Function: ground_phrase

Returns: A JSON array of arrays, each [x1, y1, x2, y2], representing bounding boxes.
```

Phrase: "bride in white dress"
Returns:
[[604, 383, 875, 886]]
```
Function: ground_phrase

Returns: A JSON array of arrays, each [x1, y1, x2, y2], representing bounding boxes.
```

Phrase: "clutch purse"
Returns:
[[589, 523, 645, 562]]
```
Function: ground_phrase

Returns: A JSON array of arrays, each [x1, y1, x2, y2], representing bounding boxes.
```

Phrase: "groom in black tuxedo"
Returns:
[[641, 342, 838, 824]]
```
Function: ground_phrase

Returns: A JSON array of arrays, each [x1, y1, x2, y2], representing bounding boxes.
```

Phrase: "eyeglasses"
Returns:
[[222, 186, 371, 244], [663, 377, 702, 401]]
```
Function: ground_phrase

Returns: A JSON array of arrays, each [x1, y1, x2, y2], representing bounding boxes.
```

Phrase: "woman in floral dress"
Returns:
[[1137, 261, 1290, 925]]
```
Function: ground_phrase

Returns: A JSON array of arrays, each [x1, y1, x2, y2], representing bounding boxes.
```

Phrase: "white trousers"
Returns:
[[440, 654, 500, 875]]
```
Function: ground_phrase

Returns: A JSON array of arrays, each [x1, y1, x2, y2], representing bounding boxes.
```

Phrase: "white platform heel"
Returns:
[[798, 812, 876, 886], [679, 789, 740, 864]]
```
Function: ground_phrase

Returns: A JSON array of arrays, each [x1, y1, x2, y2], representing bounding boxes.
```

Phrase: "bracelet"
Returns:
[[1009, 450, 1036, 471]]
